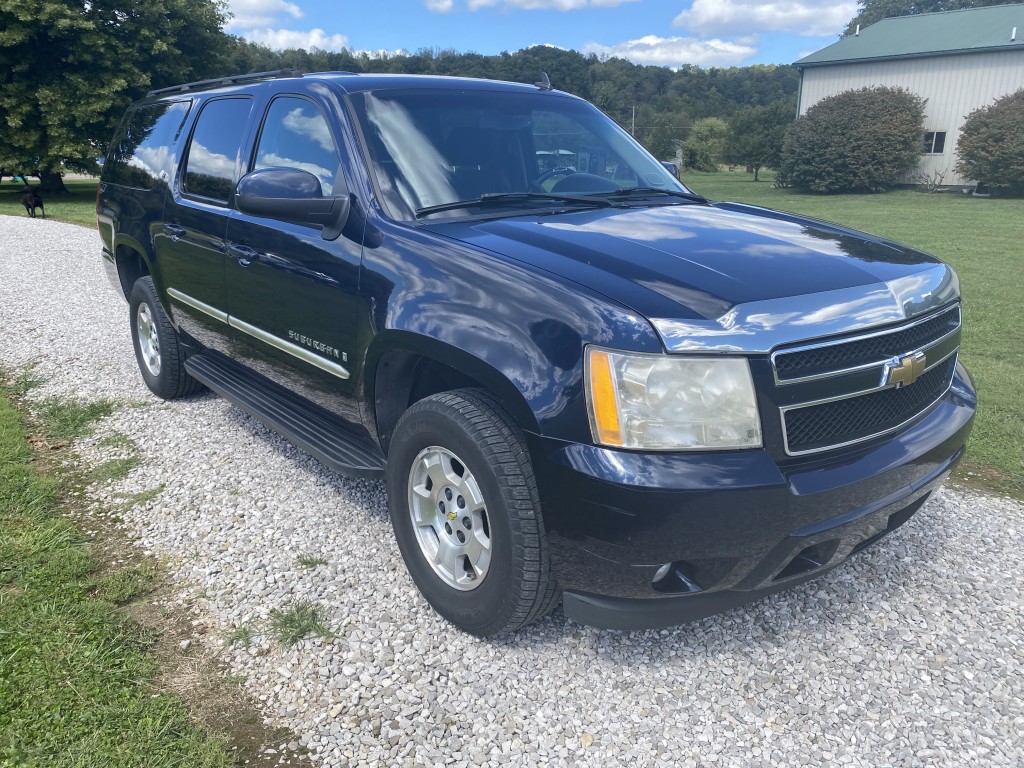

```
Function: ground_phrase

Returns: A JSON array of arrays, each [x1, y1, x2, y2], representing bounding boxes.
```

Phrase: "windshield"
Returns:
[[347, 87, 690, 220]]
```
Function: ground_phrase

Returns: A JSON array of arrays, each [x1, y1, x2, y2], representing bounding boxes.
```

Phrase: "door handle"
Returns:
[[164, 223, 185, 241], [227, 243, 258, 267]]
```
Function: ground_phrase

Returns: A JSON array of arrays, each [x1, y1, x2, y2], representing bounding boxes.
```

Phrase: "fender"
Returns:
[[359, 225, 661, 446]]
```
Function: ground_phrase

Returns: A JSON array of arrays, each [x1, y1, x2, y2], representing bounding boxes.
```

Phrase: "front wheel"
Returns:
[[386, 389, 559, 636], [129, 276, 202, 399]]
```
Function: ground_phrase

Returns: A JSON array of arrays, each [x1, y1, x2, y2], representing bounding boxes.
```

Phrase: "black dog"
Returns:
[[21, 189, 45, 218]]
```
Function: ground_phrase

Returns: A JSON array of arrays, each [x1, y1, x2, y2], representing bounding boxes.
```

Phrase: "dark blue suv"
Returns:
[[97, 70, 975, 636]]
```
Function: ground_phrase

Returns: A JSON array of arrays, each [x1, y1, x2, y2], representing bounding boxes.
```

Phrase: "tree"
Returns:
[[780, 87, 925, 193], [723, 100, 795, 181], [954, 88, 1024, 193], [0, 0, 228, 193], [682, 117, 729, 172], [843, 0, 1016, 36]]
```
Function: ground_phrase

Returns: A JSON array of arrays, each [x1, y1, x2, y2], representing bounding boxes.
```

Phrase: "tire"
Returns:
[[129, 276, 202, 399], [386, 389, 559, 636]]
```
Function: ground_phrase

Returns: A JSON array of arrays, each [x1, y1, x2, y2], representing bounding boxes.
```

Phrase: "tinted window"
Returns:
[[184, 98, 253, 202], [348, 89, 679, 218], [254, 97, 340, 194], [104, 101, 191, 190]]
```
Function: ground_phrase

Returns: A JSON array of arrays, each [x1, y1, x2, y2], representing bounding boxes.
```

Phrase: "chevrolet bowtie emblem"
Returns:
[[882, 351, 927, 388]]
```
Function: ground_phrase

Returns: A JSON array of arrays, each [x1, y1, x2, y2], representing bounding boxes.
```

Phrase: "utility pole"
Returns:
[[630, 105, 636, 136]]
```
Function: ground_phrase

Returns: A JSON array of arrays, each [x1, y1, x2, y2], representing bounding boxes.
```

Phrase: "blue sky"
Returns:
[[224, 0, 858, 68]]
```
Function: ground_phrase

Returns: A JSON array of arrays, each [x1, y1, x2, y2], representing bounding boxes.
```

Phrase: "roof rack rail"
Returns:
[[147, 69, 303, 98]]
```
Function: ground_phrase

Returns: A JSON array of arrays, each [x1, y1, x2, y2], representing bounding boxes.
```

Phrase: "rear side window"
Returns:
[[104, 101, 191, 190], [183, 98, 253, 202], [254, 97, 340, 194]]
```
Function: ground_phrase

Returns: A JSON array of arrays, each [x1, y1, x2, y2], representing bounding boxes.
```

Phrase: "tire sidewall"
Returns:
[[387, 402, 521, 635], [129, 278, 172, 397]]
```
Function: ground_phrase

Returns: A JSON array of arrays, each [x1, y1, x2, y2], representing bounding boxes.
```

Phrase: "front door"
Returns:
[[225, 94, 364, 426]]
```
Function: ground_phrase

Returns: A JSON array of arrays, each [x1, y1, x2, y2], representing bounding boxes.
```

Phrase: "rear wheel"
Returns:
[[386, 389, 559, 636], [129, 276, 202, 399]]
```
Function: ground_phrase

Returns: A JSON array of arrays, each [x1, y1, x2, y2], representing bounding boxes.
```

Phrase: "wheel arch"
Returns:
[[111, 235, 154, 300], [368, 332, 541, 455]]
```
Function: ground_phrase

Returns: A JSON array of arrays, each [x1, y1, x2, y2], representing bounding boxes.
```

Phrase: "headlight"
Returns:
[[585, 347, 762, 450]]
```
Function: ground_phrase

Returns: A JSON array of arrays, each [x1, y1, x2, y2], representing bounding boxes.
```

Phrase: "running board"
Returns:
[[185, 353, 385, 478]]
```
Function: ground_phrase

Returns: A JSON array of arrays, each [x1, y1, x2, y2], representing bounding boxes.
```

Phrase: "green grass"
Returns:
[[686, 171, 1023, 495], [0, 380, 233, 767], [0, 177, 99, 228], [36, 397, 115, 442], [268, 601, 330, 648], [296, 554, 328, 569]]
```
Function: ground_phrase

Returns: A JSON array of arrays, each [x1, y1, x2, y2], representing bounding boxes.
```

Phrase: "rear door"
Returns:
[[225, 93, 364, 424], [158, 96, 254, 354]]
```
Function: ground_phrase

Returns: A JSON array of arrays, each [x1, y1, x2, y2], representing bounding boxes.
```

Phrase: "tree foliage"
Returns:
[[780, 87, 925, 193], [0, 0, 227, 191], [0, 10, 801, 194], [843, 0, 1017, 36], [723, 100, 795, 180], [682, 117, 729, 172], [954, 88, 1024, 193]]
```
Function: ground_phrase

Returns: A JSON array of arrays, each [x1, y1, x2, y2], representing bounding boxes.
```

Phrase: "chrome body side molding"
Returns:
[[167, 287, 350, 380]]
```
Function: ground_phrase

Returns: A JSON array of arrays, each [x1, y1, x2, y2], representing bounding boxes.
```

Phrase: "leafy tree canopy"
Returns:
[[723, 100, 795, 180], [0, 0, 227, 191], [680, 117, 729, 172], [843, 0, 1017, 36], [780, 86, 925, 193], [954, 88, 1024, 193], [0, 12, 801, 195]]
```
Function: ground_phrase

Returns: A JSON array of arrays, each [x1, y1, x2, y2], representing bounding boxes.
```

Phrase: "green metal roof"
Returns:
[[795, 4, 1024, 67]]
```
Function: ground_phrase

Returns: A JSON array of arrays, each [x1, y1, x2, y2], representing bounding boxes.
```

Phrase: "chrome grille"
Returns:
[[773, 305, 960, 383], [782, 355, 957, 454], [772, 304, 962, 456]]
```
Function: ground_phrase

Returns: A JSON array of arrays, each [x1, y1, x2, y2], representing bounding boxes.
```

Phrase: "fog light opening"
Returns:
[[652, 560, 703, 594]]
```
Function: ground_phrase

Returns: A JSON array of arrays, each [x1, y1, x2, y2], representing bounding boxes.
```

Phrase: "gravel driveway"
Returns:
[[2, 216, 1022, 767]]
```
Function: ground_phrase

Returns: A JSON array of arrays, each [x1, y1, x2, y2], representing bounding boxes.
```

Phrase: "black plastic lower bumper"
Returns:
[[560, 472, 942, 630], [532, 364, 975, 630]]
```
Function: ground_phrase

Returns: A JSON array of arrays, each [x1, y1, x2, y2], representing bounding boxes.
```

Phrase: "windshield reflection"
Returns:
[[349, 87, 685, 220]]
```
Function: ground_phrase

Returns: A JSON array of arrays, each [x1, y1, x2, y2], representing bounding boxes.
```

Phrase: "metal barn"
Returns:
[[795, 5, 1024, 187]]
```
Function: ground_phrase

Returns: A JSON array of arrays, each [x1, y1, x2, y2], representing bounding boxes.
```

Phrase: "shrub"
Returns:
[[781, 86, 925, 193], [954, 88, 1024, 194]]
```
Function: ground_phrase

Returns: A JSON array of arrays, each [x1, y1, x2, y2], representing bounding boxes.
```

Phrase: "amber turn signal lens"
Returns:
[[587, 349, 623, 446]]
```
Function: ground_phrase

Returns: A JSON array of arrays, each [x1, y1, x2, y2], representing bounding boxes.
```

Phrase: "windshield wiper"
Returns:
[[605, 187, 709, 205], [415, 191, 615, 219]]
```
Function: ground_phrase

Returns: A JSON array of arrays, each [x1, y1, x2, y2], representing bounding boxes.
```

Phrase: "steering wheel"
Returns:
[[533, 166, 576, 189]]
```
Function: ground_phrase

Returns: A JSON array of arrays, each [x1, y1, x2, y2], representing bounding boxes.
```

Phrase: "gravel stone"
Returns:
[[2, 216, 1023, 767]]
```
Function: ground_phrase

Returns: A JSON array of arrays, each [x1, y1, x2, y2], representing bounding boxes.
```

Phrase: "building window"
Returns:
[[923, 131, 946, 154]]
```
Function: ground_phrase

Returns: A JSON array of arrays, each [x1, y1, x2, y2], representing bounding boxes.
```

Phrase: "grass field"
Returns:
[[2, 173, 1020, 495], [0, 377, 233, 766], [0, 177, 98, 227]]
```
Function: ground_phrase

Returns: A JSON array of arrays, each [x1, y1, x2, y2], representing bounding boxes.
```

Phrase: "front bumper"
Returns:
[[532, 363, 976, 630]]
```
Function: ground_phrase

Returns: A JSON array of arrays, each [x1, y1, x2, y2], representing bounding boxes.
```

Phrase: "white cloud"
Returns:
[[240, 28, 350, 51], [438, 0, 636, 11], [583, 34, 757, 67], [225, 0, 303, 29], [674, 0, 857, 38]]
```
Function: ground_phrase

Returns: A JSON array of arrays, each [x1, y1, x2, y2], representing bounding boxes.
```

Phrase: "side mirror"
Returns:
[[235, 167, 351, 240], [661, 161, 679, 179]]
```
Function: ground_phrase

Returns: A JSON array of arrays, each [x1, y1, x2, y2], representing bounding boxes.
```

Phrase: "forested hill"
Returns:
[[221, 41, 799, 150]]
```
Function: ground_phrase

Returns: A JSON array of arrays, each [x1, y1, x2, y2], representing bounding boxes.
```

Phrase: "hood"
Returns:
[[423, 202, 958, 352]]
